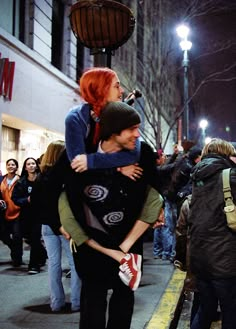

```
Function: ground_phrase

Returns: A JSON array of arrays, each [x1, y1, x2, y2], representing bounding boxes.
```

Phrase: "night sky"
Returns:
[[187, 4, 236, 142]]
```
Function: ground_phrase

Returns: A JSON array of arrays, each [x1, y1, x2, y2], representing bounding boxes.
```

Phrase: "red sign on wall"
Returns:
[[0, 53, 15, 101]]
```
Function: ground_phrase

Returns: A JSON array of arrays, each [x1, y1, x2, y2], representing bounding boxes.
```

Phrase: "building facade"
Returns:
[[0, 0, 181, 172], [0, 0, 88, 170]]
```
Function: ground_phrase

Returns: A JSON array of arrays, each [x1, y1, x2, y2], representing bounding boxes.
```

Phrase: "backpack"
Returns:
[[222, 168, 236, 232]]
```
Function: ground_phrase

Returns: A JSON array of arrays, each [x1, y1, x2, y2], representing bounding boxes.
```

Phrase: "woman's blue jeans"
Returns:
[[153, 198, 177, 260], [42, 225, 81, 311]]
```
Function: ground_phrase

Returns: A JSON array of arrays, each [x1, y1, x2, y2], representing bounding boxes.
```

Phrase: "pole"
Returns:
[[93, 50, 112, 68], [202, 128, 206, 146], [182, 49, 189, 141], [178, 118, 182, 147]]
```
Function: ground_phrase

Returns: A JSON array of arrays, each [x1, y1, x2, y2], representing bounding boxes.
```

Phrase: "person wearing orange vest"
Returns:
[[0, 159, 22, 267]]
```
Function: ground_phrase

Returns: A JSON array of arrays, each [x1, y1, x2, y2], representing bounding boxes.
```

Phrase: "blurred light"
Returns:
[[179, 40, 192, 51], [176, 25, 190, 39], [205, 137, 212, 145], [199, 119, 208, 130]]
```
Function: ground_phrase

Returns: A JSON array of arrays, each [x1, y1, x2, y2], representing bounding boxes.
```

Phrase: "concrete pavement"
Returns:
[[0, 239, 181, 329]]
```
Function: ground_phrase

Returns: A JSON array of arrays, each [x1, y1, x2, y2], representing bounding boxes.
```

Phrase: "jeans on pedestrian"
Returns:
[[153, 225, 172, 258], [191, 277, 236, 329], [42, 224, 81, 311], [153, 199, 177, 260], [164, 199, 177, 259]]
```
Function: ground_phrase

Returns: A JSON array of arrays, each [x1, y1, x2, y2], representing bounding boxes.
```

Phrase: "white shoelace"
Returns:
[[69, 239, 77, 253], [120, 262, 134, 278]]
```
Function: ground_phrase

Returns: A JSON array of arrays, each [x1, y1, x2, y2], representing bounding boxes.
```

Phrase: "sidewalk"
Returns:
[[0, 240, 178, 329]]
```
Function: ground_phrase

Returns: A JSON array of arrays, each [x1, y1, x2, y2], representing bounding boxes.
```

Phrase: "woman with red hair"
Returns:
[[65, 67, 142, 178]]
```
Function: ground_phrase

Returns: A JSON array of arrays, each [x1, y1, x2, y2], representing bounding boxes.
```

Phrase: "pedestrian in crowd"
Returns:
[[0, 159, 22, 266], [12, 157, 47, 274], [60, 101, 163, 329], [175, 194, 221, 327], [153, 145, 202, 262], [189, 138, 236, 329], [175, 194, 200, 325], [153, 149, 172, 260], [153, 146, 182, 261], [31, 140, 81, 313], [175, 146, 202, 212]]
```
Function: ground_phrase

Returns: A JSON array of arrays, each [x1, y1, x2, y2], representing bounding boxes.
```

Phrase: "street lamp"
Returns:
[[199, 119, 208, 145], [176, 24, 192, 141]]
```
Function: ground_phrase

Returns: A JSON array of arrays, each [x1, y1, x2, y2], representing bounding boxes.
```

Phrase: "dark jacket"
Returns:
[[156, 154, 193, 203], [188, 153, 236, 279], [11, 176, 36, 221], [30, 150, 71, 234]]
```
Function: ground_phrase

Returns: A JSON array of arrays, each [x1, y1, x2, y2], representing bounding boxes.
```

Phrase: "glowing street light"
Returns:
[[176, 25, 190, 39], [176, 24, 192, 141], [199, 119, 208, 146]]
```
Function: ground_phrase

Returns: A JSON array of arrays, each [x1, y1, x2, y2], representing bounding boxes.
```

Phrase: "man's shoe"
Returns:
[[28, 267, 40, 275], [119, 253, 142, 291]]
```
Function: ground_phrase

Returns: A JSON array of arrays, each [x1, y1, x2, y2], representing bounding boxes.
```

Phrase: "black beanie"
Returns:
[[100, 101, 141, 140], [188, 146, 202, 162]]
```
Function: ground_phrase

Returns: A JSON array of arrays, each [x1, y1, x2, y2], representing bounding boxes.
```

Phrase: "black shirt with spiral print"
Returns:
[[66, 141, 159, 249]]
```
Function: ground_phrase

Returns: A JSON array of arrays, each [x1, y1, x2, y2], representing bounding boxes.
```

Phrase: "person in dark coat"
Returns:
[[12, 157, 47, 274], [189, 138, 236, 329]]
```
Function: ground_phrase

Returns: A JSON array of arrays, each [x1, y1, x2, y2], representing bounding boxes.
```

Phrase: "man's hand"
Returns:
[[71, 154, 88, 172], [117, 164, 143, 181], [152, 208, 165, 229], [59, 226, 71, 240]]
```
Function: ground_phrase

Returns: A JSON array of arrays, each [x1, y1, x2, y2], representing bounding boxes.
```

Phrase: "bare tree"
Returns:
[[114, 0, 236, 150]]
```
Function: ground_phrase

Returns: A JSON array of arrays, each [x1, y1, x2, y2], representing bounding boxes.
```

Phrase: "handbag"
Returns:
[[222, 168, 236, 232]]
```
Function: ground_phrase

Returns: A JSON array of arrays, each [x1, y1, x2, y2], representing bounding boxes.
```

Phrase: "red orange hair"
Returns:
[[79, 67, 117, 144]]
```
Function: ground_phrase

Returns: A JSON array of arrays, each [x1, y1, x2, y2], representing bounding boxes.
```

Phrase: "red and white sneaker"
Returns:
[[119, 253, 142, 291]]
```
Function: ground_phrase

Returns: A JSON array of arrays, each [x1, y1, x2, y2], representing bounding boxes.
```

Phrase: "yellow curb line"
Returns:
[[146, 269, 186, 329]]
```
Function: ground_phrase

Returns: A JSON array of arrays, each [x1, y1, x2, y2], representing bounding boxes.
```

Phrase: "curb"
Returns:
[[146, 269, 186, 329]]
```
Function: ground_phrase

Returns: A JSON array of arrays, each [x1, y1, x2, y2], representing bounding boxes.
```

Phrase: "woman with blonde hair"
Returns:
[[31, 140, 81, 312], [188, 138, 236, 329], [201, 137, 236, 158]]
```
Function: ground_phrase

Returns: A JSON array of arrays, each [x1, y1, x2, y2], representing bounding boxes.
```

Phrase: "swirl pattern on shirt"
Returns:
[[84, 185, 108, 202], [103, 212, 124, 226]]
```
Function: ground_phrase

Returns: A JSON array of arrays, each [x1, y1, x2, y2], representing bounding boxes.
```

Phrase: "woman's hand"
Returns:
[[117, 164, 143, 181], [59, 226, 71, 240], [153, 208, 165, 229], [71, 154, 88, 172]]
